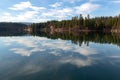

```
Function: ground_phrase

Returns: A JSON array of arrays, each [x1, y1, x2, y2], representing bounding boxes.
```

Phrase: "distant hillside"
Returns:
[[0, 22, 27, 31], [21, 22, 32, 25]]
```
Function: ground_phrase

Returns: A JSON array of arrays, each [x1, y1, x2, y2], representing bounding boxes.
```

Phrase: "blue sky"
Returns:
[[0, 0, 120, 22]]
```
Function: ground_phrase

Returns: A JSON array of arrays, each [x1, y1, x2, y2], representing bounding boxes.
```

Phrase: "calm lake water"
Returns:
[[0, 32, 120, 80]]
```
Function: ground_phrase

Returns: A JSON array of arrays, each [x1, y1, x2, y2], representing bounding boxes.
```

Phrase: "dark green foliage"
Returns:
[[30, 14, 120, 31], [30, 31, 120, 47], [0, 22, 27, 31]]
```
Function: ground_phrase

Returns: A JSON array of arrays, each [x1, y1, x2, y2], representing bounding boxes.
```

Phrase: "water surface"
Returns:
[[0, 32, 120, 80]]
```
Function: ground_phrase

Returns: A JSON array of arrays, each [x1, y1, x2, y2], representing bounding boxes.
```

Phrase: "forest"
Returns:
[[0, 22, 27, 31], [29, 14, 120, 32]]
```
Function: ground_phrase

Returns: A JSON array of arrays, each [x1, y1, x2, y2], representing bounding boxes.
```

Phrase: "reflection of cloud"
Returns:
[[19, 64, 42, 75], [3, 36, 97, 68], [1, 36, 120, 79], [17, 40, 37, 48], [60, 57, 92, 67], [42, 42, 72, 51], [10, 48, 45, 56], [108, 56, 120, 59], [30, 48, 45, 52], [4, 36, 97, 57], [50, 51, 61, 56], [74, 47, 97, 56], [3, 37, 37, 47], [4, 43, 11, 46], [10, 48, 31, 56]]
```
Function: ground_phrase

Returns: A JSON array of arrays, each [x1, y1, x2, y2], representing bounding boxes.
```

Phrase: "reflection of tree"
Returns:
[[30, 31, 120, 47], [0, 31, 27, 36]]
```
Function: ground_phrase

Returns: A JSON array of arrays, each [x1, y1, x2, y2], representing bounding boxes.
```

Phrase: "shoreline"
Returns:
[[39, 28, 120, 33]]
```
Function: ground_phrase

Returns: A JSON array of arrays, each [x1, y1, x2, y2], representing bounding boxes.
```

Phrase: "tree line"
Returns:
[[0, 22, 27, 31], [29, 14, 120, 32]]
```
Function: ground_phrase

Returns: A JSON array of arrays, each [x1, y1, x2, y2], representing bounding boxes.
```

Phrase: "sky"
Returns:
[[0, 0, 120, 22]]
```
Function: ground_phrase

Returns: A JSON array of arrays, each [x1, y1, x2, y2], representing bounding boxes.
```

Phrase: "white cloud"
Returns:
[[41, 8, 73, 20], [3, 12, 11, 16], [30, 6, 46, 11], [111, 0, 120, 3], [0, 1, 47, 22], [89, 0, 100, 2], [9, 1, 46, 11], [1, 11, 39, 22], [63, 0, 82, 3], [50, 2, 62, 8], [9, 1, 31, 10], [75, 2, 100, 14], [0, 1, 100, 22], [16, 11, 39, 21], [1, 12, 14, 22]]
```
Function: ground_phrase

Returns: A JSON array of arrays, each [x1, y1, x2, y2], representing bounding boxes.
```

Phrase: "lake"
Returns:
[[0, 32, 120, 80]]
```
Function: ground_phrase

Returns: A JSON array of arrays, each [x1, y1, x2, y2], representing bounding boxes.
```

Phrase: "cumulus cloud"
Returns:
[[1, 1, 46, 22], [111, 0, 120, 3], [40, 2, 99, 21], [1, 11, 39, 22], [9, 1, 31, 10], [50, 2, 62, 8], [1, 12, 14, 22], [0, 1, 46, 22], [63, 0, 82, 3], [89, 0, 100, 2], [41, 8, 73, 20], [0, 1, 100, 22], [16, 11, 39, 21], [9, 1, 46, 11], [75, 2, 100, 14]]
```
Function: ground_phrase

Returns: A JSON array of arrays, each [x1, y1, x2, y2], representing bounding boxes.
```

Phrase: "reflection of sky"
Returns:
[[1, 36, 98, 67], [1, 36, 120, 66], [0, 36, 120, 80], [3, 36, 97, 57]]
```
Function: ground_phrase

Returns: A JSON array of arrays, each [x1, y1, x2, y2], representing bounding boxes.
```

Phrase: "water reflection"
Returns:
[[31, 31, 120, 47], [0, 32, 120, 80], [3, 36, 97, 57]]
